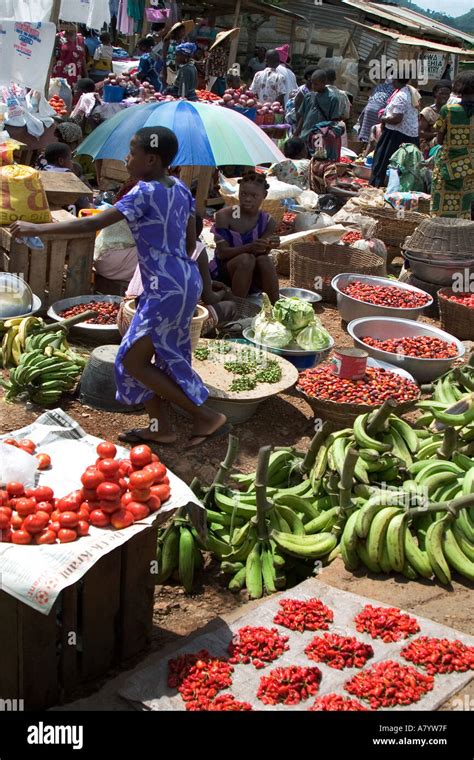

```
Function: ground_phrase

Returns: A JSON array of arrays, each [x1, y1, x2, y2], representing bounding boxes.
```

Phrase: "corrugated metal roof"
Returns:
[[348, 18, 474, 55], [342, 0, 474, 45]]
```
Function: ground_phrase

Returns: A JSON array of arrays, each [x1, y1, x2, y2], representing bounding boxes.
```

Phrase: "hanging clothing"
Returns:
[[431, 102, 474, 220], [117, 0, 134, 34]]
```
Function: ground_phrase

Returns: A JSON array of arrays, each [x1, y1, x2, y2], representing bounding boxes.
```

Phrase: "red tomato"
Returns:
[[150, 484, 171, 503], [96, 481, 121, 501], [97, 458, 120, 479], [35, 529, 57, 545], [76, 520, 90, 537], [129, 470, 154, 489], [22, 511, 50, 534], [6, 482, 25, 497], [86, 500, 102, 511], [58, 511, 80, 528], [97, 441, 117, 459], [118, 459, 133, 477], [89, 509, 110, 528], [81, 468, 105, 490], [151, 453, 160, 463], [143, 462, 167, 483], [81, 487, 97, 502], [50, 509, 61, 522], [58, 529, 77, 543], [110, 509, 134, 529], [128, 502, 150, 521], [161, 476, 170, 486], [34, 485, 54, 503], [10, 513, 24, 530], [120, 492, 134, 507], [36, 501, 53, 515], [18, 439, 36, 454], [78, 505, 91, 521], [15, 497, 37, 517], [0, 528, 12, 542], [3, 438, 18, 447], [130, 445, 152, 468], [56, 491, 83, 512], [35, 453, 51, 470], [0, 512, 11, 529], [146, 495, 161, 513], [130, 487, 151, 503], [24, 488, 37, 499], [0, 490, 8, 505], [49, 521, 61, 534], [0, 506, 13, 518], [98, 500, 121, 514], [12, 530, 32, 545], [118, 477, 128, 492]]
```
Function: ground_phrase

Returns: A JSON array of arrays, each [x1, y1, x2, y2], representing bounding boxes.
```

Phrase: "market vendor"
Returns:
[[294, 70, 343, 160], [71, 79, 103, 135], [206, 29, 240, 96], [137, 37, 164, 91], [168, 43, 198, 100], [212, 172, 280, 304], [419, 80, 451, 157], [52, 24, 87, 89], [250, 49, 286, 106], [162, 20, 195, 88]]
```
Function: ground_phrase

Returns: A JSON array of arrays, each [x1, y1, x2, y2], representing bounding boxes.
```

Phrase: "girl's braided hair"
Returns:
[[238, 171, 269, 191]]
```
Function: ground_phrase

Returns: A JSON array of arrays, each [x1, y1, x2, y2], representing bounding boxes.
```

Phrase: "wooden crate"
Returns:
[[0, 210, 95, 308], [39, 171, 93, 211], [97, 159, 130, 190], [0, 525, 158, 709]]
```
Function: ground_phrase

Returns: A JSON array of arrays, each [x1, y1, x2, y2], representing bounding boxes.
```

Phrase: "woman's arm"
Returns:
[[381, 112, 403, 125], [10, 207, 125, 239]]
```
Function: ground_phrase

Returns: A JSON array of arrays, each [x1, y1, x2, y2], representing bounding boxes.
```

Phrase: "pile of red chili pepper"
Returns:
[[304, 633, 374, 670], [257, 665, 322, 706], [354, 605, 420, 643], [167, 649, 233, 709], [401, 636, 474, 675], [361, 335, 458, 359], [273, 597, 334, 632], [343, 280, 430, 308], [187, 694, 253, 711], [196, 90, 221, 101], [297, 365, 419, 406], [228, 626, 289, 668], [338, 156, 353, 164], [444, 292, 474, 308], [309, 694, 369, 711], [59, 301, 120, 325], [276, 211, 296, 236], [341, 230, 363, 245], [345, 660, 434, 708]]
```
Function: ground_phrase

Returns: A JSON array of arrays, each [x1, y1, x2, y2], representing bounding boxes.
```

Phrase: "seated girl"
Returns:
[[212, 172, 280, 304]]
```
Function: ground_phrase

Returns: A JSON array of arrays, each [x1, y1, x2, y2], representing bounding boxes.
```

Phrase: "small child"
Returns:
[[93, 32, 114, 75], [137, 37, 163, 92], [11, 127, 229, 449]]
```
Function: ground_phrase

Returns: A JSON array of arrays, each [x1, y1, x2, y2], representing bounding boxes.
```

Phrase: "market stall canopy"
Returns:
[[347, 19, 474, 57], [77, 100, 285, 166]]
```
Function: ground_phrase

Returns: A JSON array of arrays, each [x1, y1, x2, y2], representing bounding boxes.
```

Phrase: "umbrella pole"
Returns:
[[180, 166, 214, 216]]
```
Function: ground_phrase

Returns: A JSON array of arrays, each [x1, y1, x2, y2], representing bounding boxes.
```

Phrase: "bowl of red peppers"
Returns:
[[348, 316, 465, 382], [332, 274, 432, 322], [48, 295, 122, 340]]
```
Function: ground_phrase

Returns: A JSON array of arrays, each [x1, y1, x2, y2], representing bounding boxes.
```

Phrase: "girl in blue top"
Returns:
[[11, 127, 229, 448]]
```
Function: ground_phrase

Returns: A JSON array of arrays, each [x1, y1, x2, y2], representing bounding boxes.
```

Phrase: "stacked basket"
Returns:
[[358, 204, 428, 252], [438, 289, 474, 341], [290, 240, 386, 304]]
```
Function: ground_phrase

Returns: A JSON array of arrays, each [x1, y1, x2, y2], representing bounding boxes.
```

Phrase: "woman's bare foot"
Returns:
[[185, 410, 229, 448]]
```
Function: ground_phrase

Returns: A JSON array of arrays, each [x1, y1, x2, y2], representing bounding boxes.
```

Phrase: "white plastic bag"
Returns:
[[0, 443, 38, 487], [48, 78, 73, 111]]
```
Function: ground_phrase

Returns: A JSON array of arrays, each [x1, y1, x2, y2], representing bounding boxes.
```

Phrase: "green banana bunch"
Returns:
[[155, 520, 203, 592], [0, 315, 44, 368]]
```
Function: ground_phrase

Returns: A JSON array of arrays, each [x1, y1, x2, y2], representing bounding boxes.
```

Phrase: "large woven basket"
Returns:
[[230, 296, 260, 321], [403, 218, 474, 258], [398, 271, 441, 319], [220, 192, 285, 226], [297, 386, 419, 429], [118, 300, 208, 350], [290, 241, 386, 303], [359, 205, 428, 249], [438, 288, 474, 341]]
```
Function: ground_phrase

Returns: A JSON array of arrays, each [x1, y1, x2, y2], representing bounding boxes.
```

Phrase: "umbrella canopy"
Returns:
[[77, 100, 285, 166]]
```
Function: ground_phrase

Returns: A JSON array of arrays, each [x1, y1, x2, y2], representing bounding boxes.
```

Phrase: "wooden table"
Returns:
[[39, 171, 93, 211]]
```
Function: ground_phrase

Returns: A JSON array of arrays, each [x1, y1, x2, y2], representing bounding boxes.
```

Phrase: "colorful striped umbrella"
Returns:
[[77, 100, 285, 165]]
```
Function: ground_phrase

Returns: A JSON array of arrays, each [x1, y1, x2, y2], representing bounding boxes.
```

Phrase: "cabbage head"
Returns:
[[296, 322, 331, 351], [273, 297, 314, 333]]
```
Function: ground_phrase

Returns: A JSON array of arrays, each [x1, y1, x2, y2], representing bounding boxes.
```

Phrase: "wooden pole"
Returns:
[[44, 0, 61, 97], [227, 0, 242, 69]]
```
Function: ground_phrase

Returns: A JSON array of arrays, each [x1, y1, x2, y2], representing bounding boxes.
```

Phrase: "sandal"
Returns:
[[184, 422, 233, 450]]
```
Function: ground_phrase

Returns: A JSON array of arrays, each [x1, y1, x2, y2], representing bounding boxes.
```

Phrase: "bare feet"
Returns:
[[185, 410, 229, 449]]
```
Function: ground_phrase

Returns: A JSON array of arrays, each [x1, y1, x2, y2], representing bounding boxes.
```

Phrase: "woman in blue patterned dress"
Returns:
[[10, 127, 229, 448]]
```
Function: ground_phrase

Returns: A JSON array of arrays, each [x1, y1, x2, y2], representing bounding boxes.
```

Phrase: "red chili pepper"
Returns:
[[297, 365, 419, 406], [341, 231, 364, 244], [228, 626, 289, 667], [343, 281, 430, 308], [309, 694, 369, 711], [401, 636, 474, 675], [257, 665, 322, 706], [273, 597, 334, 632], [305, 633, 374, 670], [345, 660, 434, 709], [361, 335, 458, 359], [354, 605, 420, 642]]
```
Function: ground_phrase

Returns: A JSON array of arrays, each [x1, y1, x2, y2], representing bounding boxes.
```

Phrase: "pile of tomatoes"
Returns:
[[0, 441, 171, 546], [49, 95, 67, 115], [3, 437, 51, 470]]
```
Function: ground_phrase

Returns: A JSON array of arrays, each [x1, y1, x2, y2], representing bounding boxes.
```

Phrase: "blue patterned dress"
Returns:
[[114, 179, 208, 406]]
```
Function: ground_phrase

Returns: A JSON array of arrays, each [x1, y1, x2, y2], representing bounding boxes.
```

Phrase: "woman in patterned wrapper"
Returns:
[[10, 127, 230, 449]]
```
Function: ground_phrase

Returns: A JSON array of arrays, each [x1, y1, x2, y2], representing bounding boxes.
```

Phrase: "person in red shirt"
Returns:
[[53, 25, 87, 89]]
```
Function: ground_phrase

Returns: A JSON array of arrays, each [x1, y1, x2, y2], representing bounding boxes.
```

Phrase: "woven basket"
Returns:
[[230, 296, 260, 321], [438, 288, 474, 341], [119, 300, 208, 350], [403, 217, 474, 258], [270, 247, 290, 276], [399, 271, 441, 319], [290, 241, 386, 304], [220, 192, 285, 226], [359, 205, 428, 249], [297, 387, 419, 429]]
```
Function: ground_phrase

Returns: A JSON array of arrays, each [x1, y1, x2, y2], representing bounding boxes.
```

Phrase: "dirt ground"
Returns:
[[1, 301, 473, 711]]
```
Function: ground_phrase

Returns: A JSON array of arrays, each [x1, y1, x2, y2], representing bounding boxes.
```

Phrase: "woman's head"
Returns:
[[238, 171, 269, 213], [433, 79, 451, 107], [127, 127, 179, 180], [303, 66, 317, 83], [265, 49, 281, 70], [175, 42, 197, 65], [138, 37, 154, 54], [75, 78, 96, 96], [311, 70, 327, 93], [453, 71, 474, 98], [55, 120, 83, 150], [283, 137, 307, 159]]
